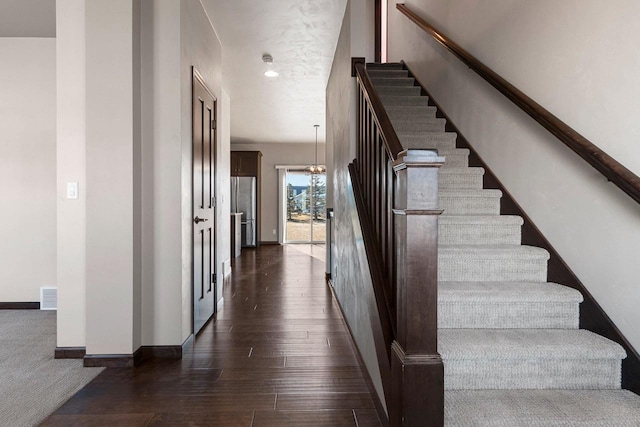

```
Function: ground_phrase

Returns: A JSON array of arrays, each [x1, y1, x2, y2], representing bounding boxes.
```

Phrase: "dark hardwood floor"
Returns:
[[43, 245, 384, 426]]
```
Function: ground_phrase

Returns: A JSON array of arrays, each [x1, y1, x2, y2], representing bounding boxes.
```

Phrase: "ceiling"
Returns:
[[0, 0, 55, 37], [202, 0, 348, 144]]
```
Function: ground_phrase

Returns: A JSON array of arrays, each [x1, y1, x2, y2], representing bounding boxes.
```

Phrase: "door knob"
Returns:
[[194, 216, 208, 224]]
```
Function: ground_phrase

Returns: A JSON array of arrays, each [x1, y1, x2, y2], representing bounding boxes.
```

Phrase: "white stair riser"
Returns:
[[439, 195, 501, 215], [438, 256, 548, 282], [439, 223, 521, 245], [444, 359, 622, 390], [439, 302, 579, 329]]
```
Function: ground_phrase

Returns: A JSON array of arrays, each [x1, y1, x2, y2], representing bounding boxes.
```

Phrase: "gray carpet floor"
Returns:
[[0, 311, 103, 427]]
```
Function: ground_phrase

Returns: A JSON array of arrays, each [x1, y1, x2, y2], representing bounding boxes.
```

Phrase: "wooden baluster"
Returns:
[[390, 149, 444, 427], [387, 158, 395, 304], [379, 143, 387, 269], [364, 105, 373, 210], [373, 129, 380, 242], [379, 141, 386, 246], [370, 113, 375, 213], [357, 87, 362, 170]]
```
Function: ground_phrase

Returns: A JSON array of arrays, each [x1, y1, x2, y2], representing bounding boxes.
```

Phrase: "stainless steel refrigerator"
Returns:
[[231, 176, 257, 247]]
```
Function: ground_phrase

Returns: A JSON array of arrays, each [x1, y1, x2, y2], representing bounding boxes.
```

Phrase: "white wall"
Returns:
[[140, 0, 183, 347], [231, 142, 326, 243], [0, 0, 56, 37], [327, 0, 386, 411], [388, 1, 640, 349], [140, 0, 225, 346], [55, 0, 228, 352], [84, 0, 141, 355], [220, 89, 231, 277], [0, 38, 56, 303], [56, 0, 87, 348]]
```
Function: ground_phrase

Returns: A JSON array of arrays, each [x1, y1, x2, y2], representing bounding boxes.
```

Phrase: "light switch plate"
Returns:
[[66, 182, 79, 199]]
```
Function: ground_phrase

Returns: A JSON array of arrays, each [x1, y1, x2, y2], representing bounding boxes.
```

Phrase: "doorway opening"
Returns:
[[284, 170, 326, 244]]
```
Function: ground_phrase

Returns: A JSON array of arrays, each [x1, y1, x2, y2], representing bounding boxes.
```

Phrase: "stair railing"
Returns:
[[352, 61, 445, 426], [396, 3, 640, 205]]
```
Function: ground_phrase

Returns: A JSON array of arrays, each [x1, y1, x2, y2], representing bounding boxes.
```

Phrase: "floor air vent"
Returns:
[[40, 287, 57, 310]]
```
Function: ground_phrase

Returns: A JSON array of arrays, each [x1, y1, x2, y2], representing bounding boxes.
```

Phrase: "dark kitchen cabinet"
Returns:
[[231, 151, 262, 177], [231, 151, 262, 245]]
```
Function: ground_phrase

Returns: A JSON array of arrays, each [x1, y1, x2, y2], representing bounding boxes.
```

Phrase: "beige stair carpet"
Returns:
[[367, 62, 640, 426]]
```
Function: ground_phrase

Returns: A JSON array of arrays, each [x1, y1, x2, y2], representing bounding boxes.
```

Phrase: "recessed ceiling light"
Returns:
[[262, 53, 279, 78]]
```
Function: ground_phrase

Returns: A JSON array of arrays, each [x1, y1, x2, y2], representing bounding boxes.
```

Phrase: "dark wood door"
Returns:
[[192, 69, 216, 334]]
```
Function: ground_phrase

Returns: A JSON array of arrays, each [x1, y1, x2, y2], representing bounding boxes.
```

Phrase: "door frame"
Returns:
[[191, 67, 217, 335], [278, 167, 327, 244]]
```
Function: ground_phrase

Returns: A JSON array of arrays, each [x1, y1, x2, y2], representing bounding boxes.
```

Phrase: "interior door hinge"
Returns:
[[211, 119, 216, 130], [212, 273, 217, 284]]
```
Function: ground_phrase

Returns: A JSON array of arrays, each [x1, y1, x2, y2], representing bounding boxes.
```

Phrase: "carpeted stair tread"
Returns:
[[438, 245, 549, 282], [439, 189, 502, 215], [439, 167, 484, 176], [441, 330, 625, 389], [439, 281, 581, 329], [439, 189, 502, 199], [439, 281, 582, 303], [445, 389, 640, 426], [439, 329, 626, 360], [438, 148, 470, 156], [439, 245, 549, 261], [439, 215, 522, 226], [385, 106, 437, 119], [439, 215, 523, 244], [370, 77, 416, 86], [439, 168, 485, 189], [376, 85, 422, 97], [439, 149, 470, 167], [392, 118, 447, 133], [398, 131, 457, 149], [366, 62, 404, 70], [366, 69, 409, 78], [380, 95, 431, 106]]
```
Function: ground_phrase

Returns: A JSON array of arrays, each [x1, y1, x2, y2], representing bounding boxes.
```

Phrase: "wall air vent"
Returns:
[[40, 287, 57, 310]]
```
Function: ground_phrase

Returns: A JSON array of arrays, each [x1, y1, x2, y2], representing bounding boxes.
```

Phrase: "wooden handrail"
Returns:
[[355, 62, 404, 160], [397, 3, 640, 205]]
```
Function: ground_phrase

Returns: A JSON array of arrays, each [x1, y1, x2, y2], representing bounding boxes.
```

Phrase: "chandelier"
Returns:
[[305, 124, 325, 175]]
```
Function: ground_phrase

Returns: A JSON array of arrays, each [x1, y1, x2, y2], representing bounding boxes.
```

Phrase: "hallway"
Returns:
[[43, 245, 384, 426]]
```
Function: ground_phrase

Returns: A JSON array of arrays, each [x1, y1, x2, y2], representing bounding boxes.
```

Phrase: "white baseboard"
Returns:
[[216, 297, 224, 311]]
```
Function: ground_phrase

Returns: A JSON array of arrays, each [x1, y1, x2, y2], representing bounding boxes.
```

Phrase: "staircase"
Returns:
[[368, 63, 640, 426]]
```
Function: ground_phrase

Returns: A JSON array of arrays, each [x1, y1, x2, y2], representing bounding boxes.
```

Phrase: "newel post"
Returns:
[[390, 149, 445, 426]]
